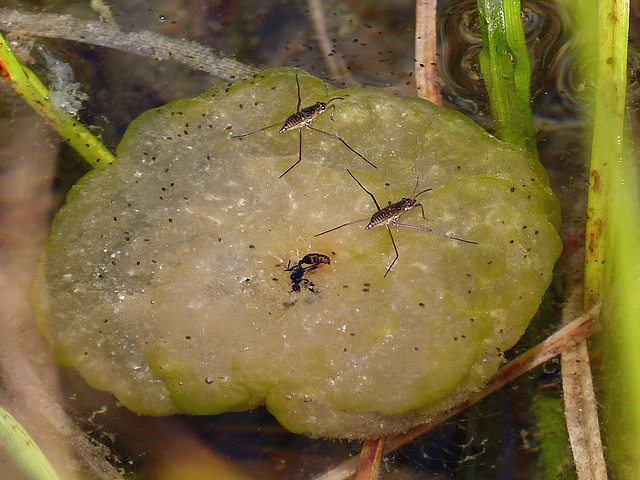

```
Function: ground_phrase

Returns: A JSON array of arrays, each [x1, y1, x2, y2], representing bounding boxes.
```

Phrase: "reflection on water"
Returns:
[[438, 0, 567, 115]]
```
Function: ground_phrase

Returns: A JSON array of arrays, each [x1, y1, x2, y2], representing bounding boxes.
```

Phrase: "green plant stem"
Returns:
[[582, 0, 628, 310], [477, 0, 537, 155], [586, 2, 639, 472], [0, 32, 115, 167], [576, 0, 640, 476], [603, 130, 640, 478], [534, 392, 575, 478], [0, 406, 62, 480]]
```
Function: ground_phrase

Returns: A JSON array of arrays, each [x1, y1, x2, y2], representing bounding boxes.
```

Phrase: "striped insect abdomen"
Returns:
[[279, 103, 326, 133], [365, 199, 414, 230]]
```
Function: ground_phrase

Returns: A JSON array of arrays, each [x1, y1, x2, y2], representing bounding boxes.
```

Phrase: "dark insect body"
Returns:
[[279, 102, 336, 133], [298, 253, 332, 268], [285, 252, 331, 292], [366, 196, 425, 230], [316, 170, 477, 276], [232, 75, 376, 178]]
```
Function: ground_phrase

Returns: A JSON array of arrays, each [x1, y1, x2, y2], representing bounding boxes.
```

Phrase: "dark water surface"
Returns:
[[4, 0, 638, 478]]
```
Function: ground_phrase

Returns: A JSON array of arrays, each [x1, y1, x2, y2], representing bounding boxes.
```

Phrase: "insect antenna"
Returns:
[[409, 173, 432, 199], [320, 70, 343, 121], [414, 188, 433, 198], [408, 188, 433, 219]]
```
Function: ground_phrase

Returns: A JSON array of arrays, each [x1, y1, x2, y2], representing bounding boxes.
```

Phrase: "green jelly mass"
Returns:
[[31, 68, 562, 439]]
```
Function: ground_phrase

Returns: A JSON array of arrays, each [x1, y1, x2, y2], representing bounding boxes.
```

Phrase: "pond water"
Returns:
[[2, 0, 637, 478]]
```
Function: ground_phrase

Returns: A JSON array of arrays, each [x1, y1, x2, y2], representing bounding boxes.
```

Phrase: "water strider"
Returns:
[[232, 75, 376, 178], [285, 252, 331, 292], [316, 170, 478, 276]]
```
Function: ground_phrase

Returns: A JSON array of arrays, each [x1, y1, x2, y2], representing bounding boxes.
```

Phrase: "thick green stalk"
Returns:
[[0, 32, 114, 167], [574, 0, 640, 475], [582, 0, 628, 309], [477, 0, 537, 154], [590, 0, 640, 469], [603, 130, 640, 478]]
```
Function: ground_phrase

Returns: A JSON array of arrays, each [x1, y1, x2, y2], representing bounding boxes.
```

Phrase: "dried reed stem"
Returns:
[[415, 0, 441, 104]]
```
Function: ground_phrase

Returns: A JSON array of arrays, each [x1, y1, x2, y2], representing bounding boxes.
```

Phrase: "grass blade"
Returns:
[[0, 406, 62, 480], [0, 32, 115, 167]]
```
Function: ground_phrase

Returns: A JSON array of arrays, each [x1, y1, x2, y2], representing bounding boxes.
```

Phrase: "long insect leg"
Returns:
[[418, 203, 426, 219], [232, 122, 282, 138], [308, 126, 377, 169], [315, 216, 370, 236], [413, 188, 434, 220], [328, 103, 337, 121], [347, 169, 382, 211], [384, 225, 399, 277], [394, 222, 478, 244], [295, 74, 302, 112], [279, 128, 303, 178], [416, 203, 426, 219], [325, 98, 344, 121]]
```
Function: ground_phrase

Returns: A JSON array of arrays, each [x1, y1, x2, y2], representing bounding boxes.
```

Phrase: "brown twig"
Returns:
[[316, 306, 600, 480], [0, 8, 259, 80], [354, 437, 385, 480], [561, 288, 607, 479], [415, 0, 441, 104]]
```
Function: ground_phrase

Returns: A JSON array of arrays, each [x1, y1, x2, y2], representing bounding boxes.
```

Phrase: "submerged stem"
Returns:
[[0, 32, 115, 167], [477, 0, 537, 154]]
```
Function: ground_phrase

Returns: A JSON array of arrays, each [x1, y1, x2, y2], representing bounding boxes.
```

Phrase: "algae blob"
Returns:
[[31, 68, 562, 439]]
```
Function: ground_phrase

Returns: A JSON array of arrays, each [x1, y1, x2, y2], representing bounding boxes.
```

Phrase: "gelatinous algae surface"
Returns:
[[31, 68, 562, 439]]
